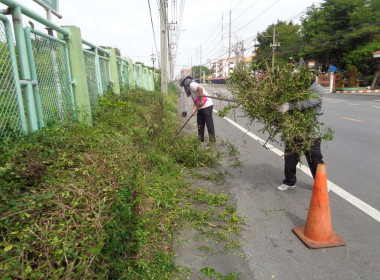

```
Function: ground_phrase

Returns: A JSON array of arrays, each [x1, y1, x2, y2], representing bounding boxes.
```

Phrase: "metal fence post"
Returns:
[[107, 48, 120, 95], [143, 68, 148, 90], [63, 41, 76, 116], [94, 48, 103, 95], [24, 26, 44, 129], [119, 59, 125, 91], [148, 70, 153, 91], [138, 64, 143, 89], [61, 25, 92, 126], [11, 7, 39, 132], [152, 71, 155, 91], [0, 13, 27, 134], [127, 59, 134, 89]]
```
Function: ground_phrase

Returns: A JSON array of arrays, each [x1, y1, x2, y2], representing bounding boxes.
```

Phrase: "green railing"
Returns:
[[0, 14, 27, 139], [0, 0, 158, 139]]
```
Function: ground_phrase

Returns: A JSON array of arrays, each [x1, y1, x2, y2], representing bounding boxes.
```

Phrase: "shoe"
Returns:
[[277, 184, 296, 191]]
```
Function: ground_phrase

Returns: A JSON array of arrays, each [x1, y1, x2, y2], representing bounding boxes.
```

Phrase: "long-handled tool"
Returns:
[[176, 108, 198, 136]]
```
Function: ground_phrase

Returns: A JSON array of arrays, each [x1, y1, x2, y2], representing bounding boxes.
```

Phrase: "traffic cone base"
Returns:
[[292, 164, 346, 249], [293, 226, 346, 249]]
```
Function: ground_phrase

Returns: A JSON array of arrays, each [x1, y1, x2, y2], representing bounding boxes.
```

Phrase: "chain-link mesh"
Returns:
[[83, 50, 98, 111], [123, 63, 129, 88], [99, 56, 110, 93], [144, 70, 148, 90], [30, 31, 74, 125], [117, 59, 123, 90], [134, 65, 140, 88], [0, 20, 24, 139]]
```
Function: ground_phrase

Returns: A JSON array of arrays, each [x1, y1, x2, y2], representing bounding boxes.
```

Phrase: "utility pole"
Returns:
[[151, 53, 156, 69], [227, 8, 232, 78], [160, 0, 168, 93], [270, 25, 280, 71]]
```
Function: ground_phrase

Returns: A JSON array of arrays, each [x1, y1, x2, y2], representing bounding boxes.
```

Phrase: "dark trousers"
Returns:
[[283, 138, 324, 186], [197, 105, 215, 142]]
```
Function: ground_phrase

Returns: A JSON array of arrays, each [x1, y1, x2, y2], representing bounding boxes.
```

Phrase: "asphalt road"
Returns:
[[194, 87, 380, 279]]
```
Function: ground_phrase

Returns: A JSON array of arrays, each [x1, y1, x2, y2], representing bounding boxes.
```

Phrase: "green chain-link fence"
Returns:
[[0, 2, 158, 141], [0, 18, 26, 139], [117, 59, 123, 91], [99, 55, 110, 93], [134, 64, 140, 88], [83, 49, 99, 111], [29, 30, 74, 125], [123, 63, 130, 88]]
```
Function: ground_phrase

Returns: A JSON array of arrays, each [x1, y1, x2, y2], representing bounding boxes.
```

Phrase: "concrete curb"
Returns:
[[335, 90, 380, 94]]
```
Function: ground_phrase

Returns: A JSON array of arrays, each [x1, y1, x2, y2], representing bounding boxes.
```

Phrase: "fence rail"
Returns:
[[0, 0, 158, 139]]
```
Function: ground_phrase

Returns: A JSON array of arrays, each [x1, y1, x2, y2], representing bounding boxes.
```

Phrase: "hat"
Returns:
[[180, 76, 192, 87]]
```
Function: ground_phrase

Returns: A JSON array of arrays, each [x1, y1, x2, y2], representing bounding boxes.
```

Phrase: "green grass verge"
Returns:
[[0, 88, 217, 279]]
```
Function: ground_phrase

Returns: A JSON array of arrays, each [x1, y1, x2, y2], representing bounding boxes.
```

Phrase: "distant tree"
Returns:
[[191, 65, 210, 79], [300, 0, 380, 77]]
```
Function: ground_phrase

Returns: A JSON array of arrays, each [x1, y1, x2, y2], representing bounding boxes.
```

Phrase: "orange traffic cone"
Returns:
[[292, 164, 346, 249]]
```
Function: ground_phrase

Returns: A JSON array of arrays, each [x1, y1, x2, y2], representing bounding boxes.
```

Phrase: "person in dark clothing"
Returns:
[[180, 76, 215, 142], [276, 79, 325, 191]]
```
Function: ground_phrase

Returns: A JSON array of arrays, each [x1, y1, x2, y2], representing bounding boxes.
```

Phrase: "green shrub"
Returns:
[[0, 88, 217, 279]]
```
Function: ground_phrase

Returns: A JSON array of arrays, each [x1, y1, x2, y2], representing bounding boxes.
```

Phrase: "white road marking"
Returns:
[[328, 101, 340, 104], [348, 103, 359, 106], [214, 110, 380, 223], [371, 106, 380, 109]]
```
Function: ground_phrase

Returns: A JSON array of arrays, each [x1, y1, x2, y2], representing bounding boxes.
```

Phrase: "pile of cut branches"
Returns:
[[223, 60, 334, 153]]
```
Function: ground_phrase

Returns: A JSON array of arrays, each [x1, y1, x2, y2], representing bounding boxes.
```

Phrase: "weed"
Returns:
[[0, 86, 218, 279], [191, 172, 225, 185], [260, 208, 286, 215], [226, 142, 240, 157], [200, 267, 242, 280]]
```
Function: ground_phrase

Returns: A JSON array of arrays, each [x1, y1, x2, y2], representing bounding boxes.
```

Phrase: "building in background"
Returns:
[[211, 52, 256, 78], [180, 68, 192, 79]]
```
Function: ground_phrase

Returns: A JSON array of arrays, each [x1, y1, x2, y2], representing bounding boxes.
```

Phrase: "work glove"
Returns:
[[276, 102, 290, 113]]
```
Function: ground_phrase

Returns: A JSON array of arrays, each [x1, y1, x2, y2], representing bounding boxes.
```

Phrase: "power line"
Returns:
[[231, 0, 245, 12], [231, 0, 259, 23], [233, 0, 281, 34], [241, 3, 323, 54], [147, 0, 159, 60], [203, 17, 224, 47]]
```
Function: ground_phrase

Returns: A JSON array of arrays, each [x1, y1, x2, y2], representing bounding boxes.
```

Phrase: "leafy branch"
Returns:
[[224, 60, 334, 154]]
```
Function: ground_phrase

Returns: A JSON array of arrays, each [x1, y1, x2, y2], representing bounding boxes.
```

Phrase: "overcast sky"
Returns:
[[1, 0, 323, 77]]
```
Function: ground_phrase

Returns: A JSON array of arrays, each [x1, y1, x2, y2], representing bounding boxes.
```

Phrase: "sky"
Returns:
[[0, 0, 323, 78]]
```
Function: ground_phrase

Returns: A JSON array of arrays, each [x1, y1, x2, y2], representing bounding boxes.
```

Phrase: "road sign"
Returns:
[[41, 0, 58, 12], [33, 0, 62, 18]]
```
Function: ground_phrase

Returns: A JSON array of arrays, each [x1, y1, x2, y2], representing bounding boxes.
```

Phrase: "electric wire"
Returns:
[[147, 0, 159, 62], [231, 0, 245, 12], [233, 0, 281, 34], [231, 0, 259, 23]]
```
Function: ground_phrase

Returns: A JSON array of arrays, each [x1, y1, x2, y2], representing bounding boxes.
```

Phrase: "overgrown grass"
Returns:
[[0, 88, 218, 279]]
